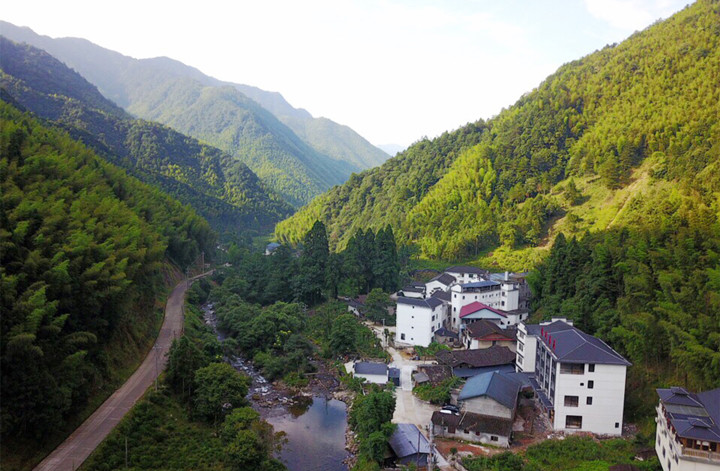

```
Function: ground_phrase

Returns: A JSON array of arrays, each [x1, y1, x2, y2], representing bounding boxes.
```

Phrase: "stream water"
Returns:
[[202, 303, 350, 470]]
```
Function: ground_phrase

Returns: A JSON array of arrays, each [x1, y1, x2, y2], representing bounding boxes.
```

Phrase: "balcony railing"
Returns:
[[680, 447, 720, 462]]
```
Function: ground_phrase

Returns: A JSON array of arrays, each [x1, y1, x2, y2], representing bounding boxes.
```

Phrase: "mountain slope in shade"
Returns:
[[0, 37, 292, 233], [276, 0, 720, 267], [0, 21, 389, 205]]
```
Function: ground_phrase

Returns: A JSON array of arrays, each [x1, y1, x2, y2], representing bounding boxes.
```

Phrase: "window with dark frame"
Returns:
[[587, 397, 593, 405], [588, 364, 595, 372], [588, 380, 594, 389], [560, 363, 585, 374], [564, 395, 579, 407], [565, 415, 582, 429]]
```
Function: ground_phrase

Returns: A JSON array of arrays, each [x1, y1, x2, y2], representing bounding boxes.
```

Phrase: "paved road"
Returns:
[[34, 274, 209, 471]]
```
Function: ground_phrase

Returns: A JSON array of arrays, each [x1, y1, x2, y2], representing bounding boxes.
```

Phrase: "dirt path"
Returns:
[[33, 274, 210, 471]]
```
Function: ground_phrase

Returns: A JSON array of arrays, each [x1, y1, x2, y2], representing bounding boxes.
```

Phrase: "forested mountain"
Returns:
[[278, 0, 720, 415], [0, 100, 214, 444], [0, 37, 292, 233], [275, 122, 488, 249], [0, 21, 389, 205], [277, 0, 719, 261]]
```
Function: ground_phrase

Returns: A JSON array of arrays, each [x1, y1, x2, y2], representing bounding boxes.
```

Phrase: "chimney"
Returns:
[[553, 339, 556, 350], [505, 271, 509, 281], [541, 327, 544, 336]]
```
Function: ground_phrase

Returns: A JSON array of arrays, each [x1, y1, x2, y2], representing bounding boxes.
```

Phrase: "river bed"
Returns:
[[203, 303, 350, 470]]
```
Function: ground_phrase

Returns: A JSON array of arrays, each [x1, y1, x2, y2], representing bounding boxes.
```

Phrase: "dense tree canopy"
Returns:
[[277, 0, 720, 263], [0, 101, 215, 441]]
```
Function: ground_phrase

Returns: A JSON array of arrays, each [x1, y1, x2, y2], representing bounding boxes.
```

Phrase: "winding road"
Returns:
[[33, 274, 209, 471]]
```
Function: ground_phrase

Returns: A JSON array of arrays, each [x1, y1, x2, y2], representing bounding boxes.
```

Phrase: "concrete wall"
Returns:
[[553, 363, 626, 436], [355, 372, 387, 384], [432, 424, 510, 448], [461, 396, 513, 419], [469, 338, 516, 352]]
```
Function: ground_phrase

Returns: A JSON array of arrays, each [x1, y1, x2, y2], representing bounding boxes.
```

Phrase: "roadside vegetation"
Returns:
[[463, 436, 660, 471], [82, 285, 285, 471]]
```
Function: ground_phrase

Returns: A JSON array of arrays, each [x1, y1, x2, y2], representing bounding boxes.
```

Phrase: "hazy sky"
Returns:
[[2, 0, 690, 148]]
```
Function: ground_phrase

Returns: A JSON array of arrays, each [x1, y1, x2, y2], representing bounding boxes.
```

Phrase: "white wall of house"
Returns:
[[354, 372, 388, 384], [425, 280, 451, 294], [500, 282, 520, 311], [446, 271, 482, 284], [553, 363, 627, 436], [460, 396, 513, 419], [402, 290, 425, 299], [515, 325, 536, 372], [655, 404, 719, 471], [449, 285, 501, 327], [396, 302, 445, 347], [432, 424, 510, 448]]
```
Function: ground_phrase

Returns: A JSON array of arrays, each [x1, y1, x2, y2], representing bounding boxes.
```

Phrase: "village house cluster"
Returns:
[[346, 265, 720, 469]]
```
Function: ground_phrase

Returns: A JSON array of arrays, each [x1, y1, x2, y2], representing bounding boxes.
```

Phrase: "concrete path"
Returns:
[[33, 274, 210, 471]]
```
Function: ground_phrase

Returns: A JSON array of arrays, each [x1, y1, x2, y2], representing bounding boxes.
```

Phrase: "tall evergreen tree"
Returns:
[[299, 220, 329, 305]]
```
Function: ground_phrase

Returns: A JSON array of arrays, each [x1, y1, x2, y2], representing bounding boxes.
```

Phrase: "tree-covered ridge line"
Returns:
[[0, 21, 389, 207], [277, 0, 720, 265], [0, 100, 215, 456], [0, 36, 293, 234]]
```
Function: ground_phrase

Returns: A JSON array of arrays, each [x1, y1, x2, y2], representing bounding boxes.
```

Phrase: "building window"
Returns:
[[588, 364, 595, 372], [565, 415, 582, 429], [615, 422, 619, 428], [491, 436, 498, 442], [400, 333, 405, 340], [586, 397, 593, 405], [518, 342, 524, 352], [564, 396, 579, 407], [588, 380, 594, 389], [560, 363, 584, 374]]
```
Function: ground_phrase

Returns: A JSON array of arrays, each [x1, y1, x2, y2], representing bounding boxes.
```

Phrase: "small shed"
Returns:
[[388, 423, 431, 468], [354, 361, 389, 384]]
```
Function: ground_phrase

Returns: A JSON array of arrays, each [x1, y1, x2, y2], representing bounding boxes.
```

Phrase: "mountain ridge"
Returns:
[[0, 21, 389, 205], [0, 36, 293, 233]]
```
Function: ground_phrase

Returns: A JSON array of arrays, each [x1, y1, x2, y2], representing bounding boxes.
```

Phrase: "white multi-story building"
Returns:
[[425, 272, 456, 295], [516, 318, 630, 436], [396, 296, 445, 347], [655, 387, 720, 471], [449, 281, 528, 330], [445, 266, 488, 284]]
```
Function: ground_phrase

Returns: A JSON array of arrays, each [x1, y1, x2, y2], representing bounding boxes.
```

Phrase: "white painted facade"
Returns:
[[515, 323, 537, 373], [425, 279, 451, 294], [655, 401, 720, 471], [396, 298, 445, 347], [517, 319, 628, 436], [450, 284, 502, 328], [354, 372, 388, 384], [552, 362, 627, 435]]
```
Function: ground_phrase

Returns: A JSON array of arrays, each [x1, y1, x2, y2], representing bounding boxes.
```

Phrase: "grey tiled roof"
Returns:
[[354, 361, 388, 376], [658, 387, 720, 442], [529, 320, 631, 366], [466, 320, 515, 340], [446, 266, 487, 275], [430, 273, 457, 285], [436, 345, 515, 368], [388, 423, 430, 458], [397, 296, 443, 309]]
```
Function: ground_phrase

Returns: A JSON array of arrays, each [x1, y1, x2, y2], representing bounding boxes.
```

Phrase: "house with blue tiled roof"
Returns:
[[655, 386, 720, 471]]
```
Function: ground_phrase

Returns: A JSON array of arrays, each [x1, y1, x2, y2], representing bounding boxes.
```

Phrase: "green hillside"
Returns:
[[0, 100, 214, 455], [275, 121, 488, 249], [0, 21, 389, 205], [277, 0, 720, 265], [0, 37, 292, 233], [125, 76, 356, 206]]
